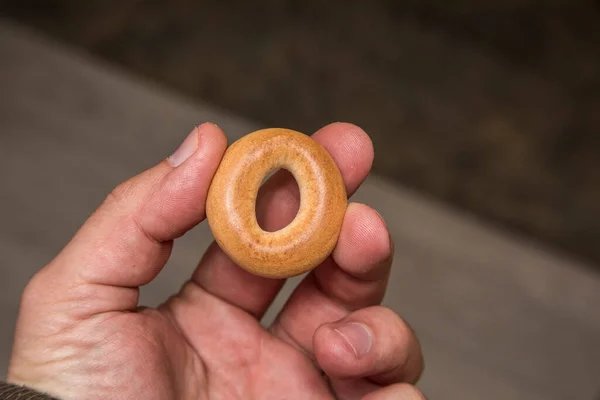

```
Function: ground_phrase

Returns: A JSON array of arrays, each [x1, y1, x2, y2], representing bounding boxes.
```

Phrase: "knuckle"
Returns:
[[99, 180, 141, 219], [107, 180, 134, 206]]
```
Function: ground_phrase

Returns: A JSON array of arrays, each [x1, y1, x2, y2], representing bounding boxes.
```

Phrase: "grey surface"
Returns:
[[1, 20, 600, 400], [5, 0, 600, 269]]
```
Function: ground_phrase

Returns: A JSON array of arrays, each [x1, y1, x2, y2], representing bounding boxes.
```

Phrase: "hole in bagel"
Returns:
[[256, 168, 300, 232]]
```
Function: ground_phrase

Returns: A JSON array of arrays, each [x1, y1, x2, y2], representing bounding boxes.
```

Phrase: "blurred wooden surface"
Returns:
[[1, 20, 600, 400]]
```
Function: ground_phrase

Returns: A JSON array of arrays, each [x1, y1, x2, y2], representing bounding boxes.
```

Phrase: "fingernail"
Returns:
[[167, 128, 199, 167], [334, 323, 372, 358]]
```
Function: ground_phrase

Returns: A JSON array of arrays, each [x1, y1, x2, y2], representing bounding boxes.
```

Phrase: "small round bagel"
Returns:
[[206, 128, 347, 278]]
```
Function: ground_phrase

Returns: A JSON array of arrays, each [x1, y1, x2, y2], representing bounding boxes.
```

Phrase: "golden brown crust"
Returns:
[[206, 128, 347, 278]]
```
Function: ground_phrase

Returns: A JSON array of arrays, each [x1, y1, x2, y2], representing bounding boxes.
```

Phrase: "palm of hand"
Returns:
[[99, 295, 331, 400]]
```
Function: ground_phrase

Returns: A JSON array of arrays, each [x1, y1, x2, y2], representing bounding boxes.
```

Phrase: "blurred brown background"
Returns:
[[1, 0, 599, 270]]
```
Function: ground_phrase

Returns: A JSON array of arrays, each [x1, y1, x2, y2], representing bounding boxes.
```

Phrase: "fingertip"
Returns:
[[166, 123, 227, 168], [167, 122, 228, 188], [333, 203, 392, 280], [193, 122, 228, 163], [315, 122, 374, 158], [313, 122, 374, 193]]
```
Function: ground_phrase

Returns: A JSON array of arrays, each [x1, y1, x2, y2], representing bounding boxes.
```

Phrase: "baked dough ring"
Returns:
[[206, 128, 347, 278]]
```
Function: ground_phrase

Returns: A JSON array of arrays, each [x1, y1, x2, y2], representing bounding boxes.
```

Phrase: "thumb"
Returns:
[[22, 123, 227, 316]]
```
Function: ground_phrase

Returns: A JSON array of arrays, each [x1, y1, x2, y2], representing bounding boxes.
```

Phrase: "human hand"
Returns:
[[7, 123, 425, 400]]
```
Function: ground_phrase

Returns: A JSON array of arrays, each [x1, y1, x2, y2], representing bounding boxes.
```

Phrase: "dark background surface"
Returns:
[[1, 0, 599, 270]]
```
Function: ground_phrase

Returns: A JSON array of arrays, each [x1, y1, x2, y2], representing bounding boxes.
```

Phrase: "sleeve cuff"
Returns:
[[0, 382, 59, 399]]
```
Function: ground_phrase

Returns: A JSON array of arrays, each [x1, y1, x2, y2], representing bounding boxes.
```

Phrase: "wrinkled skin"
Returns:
[[8, 123, 425, 400]]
